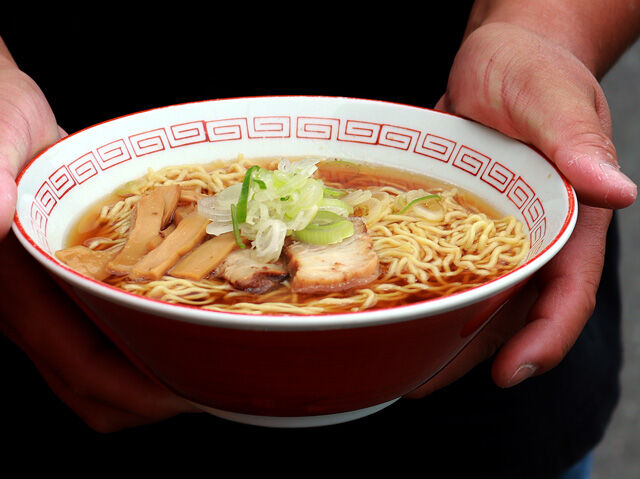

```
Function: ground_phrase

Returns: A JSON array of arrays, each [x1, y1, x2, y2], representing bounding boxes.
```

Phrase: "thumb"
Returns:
[[443, 22, 637, 209], [0, 64, 60, 238]]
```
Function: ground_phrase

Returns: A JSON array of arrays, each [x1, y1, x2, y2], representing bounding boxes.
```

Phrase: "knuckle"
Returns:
[[0, 69, 57, 172], [480, 327, 510, 360], [578, 280, 598, 318], [569, 129, 616, 157]]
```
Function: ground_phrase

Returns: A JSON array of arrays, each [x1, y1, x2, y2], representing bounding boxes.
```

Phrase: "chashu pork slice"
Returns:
[[284, 218, 379, 294], [215, 248, 288, 294]]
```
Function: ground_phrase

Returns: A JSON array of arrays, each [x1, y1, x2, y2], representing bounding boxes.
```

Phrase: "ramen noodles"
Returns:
[[55, 156, 530, 315]]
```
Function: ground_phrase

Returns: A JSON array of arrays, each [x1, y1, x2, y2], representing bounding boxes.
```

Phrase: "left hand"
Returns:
[[0, 232, 199, 432], [407, 22, 635, 396]]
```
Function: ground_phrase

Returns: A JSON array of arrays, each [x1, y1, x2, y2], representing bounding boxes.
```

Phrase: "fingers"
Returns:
[[405, 279, 538, 398], [0, 65, 60, 238], [407, 205, 611, 397], [31, 358, 172, 433], [443, 22, 637, 209], [0, 232, 198, 432], [491, 205, 612, 387], [435, 23, 624, 392], [0, 166, 17, 237]]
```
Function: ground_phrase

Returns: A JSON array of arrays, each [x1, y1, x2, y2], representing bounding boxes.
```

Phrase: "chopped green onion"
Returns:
[[319, 197, 353, 215], [230, 204, 245, 248], [309, 210, 343, 225], [292, 211, 354, 245], [398, 194, 441, 214], [209, 159, 353, 258], [236, 165, 260, 223], [323, 186, 347, 198]]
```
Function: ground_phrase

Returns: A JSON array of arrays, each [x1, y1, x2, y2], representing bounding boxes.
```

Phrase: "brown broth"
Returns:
[[63, 157, 519, 313], [316, 159, 503, 218], [67, 158, 502, 248], [66, 192, 125, 249]]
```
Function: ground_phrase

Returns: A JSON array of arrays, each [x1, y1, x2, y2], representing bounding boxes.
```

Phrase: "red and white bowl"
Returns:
[[12, 96, 577, 427]]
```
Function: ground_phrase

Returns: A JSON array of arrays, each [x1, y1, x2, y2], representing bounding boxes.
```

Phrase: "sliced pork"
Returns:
[[284, 218, 379, 294], [215, 248, 288, 294]]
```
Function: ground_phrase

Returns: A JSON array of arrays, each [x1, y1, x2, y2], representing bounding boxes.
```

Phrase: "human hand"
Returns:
[[0, 39, 198, 432], [0, 38, 60, 239], [0, 233, 199, 432], [407, 22, 636, 397]]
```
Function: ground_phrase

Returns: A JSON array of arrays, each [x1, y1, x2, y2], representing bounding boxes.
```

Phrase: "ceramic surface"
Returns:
[[12, 96, 577, 426]]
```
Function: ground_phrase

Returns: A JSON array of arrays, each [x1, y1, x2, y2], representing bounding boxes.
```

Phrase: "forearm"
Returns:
[[466, 0, 640, 78]]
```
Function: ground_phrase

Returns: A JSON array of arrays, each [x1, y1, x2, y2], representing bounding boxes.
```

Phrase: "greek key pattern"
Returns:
[[30, 114, 547, 252]]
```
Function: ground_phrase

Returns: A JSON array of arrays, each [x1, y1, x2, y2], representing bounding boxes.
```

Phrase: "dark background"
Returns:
[[593, 37, 640, 479]]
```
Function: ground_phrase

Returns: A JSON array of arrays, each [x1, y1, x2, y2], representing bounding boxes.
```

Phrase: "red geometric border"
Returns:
[[68, 153, 99, 184], [129, 129, 169, 157], [96, 139, 132, 170], [249, 116, 291, 138], [415, 133, 457, 162], [169, 121, 208, 146], [48, 165, 77, 199], [523, 197, 545, 229], [28, 114, 547, 249], [379, 124, 420, 151], [206, 118, 247, 142], [452, 146, 491, 177], [297, 117, 340, 140], [507, 177, 535, 210], [338, 120, 380, 144], [35, 181, 57, 215], [481, 161, 515, 193]]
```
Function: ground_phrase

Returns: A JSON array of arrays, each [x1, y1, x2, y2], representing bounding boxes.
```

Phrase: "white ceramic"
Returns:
[[12, 96, 578, 427]]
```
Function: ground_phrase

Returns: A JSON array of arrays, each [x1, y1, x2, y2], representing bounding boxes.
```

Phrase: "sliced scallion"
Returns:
[[323, 186, 347, 198], [292, 211, 354, 245], [397, 194, 441, 214], [310, 210, 343, 225], [319, 197, 354, 215], [230, 204, 245, 248], [236, 165, 260, 223]]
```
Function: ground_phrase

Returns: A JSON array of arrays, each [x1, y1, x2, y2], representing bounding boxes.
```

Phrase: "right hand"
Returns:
[[407, 21, 634, 397]]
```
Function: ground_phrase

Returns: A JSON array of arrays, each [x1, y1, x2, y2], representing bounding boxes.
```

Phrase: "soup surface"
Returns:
[[56, 156, 530, 315]]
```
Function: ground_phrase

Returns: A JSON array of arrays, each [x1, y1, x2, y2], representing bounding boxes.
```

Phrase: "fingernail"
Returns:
[[600, 162, 638, 202], [507, 363, 538, 387]]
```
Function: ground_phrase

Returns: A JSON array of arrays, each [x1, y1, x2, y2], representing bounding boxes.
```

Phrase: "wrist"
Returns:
[[466, 0, 640, 78]]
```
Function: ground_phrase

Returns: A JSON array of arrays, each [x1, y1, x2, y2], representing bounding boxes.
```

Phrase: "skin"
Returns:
[[1, 1, 639, 431], [409, 1, 640, 396]]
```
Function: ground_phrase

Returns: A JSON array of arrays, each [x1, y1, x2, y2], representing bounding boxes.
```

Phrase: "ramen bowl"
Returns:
[[12, 96, 577, 427]]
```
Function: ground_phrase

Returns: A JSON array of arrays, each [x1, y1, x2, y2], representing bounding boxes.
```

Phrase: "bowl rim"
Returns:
[[11, 95, 578, 331]]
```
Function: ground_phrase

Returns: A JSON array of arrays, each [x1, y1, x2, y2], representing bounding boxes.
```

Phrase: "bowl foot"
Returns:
[[190, 398, 399, 428]]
